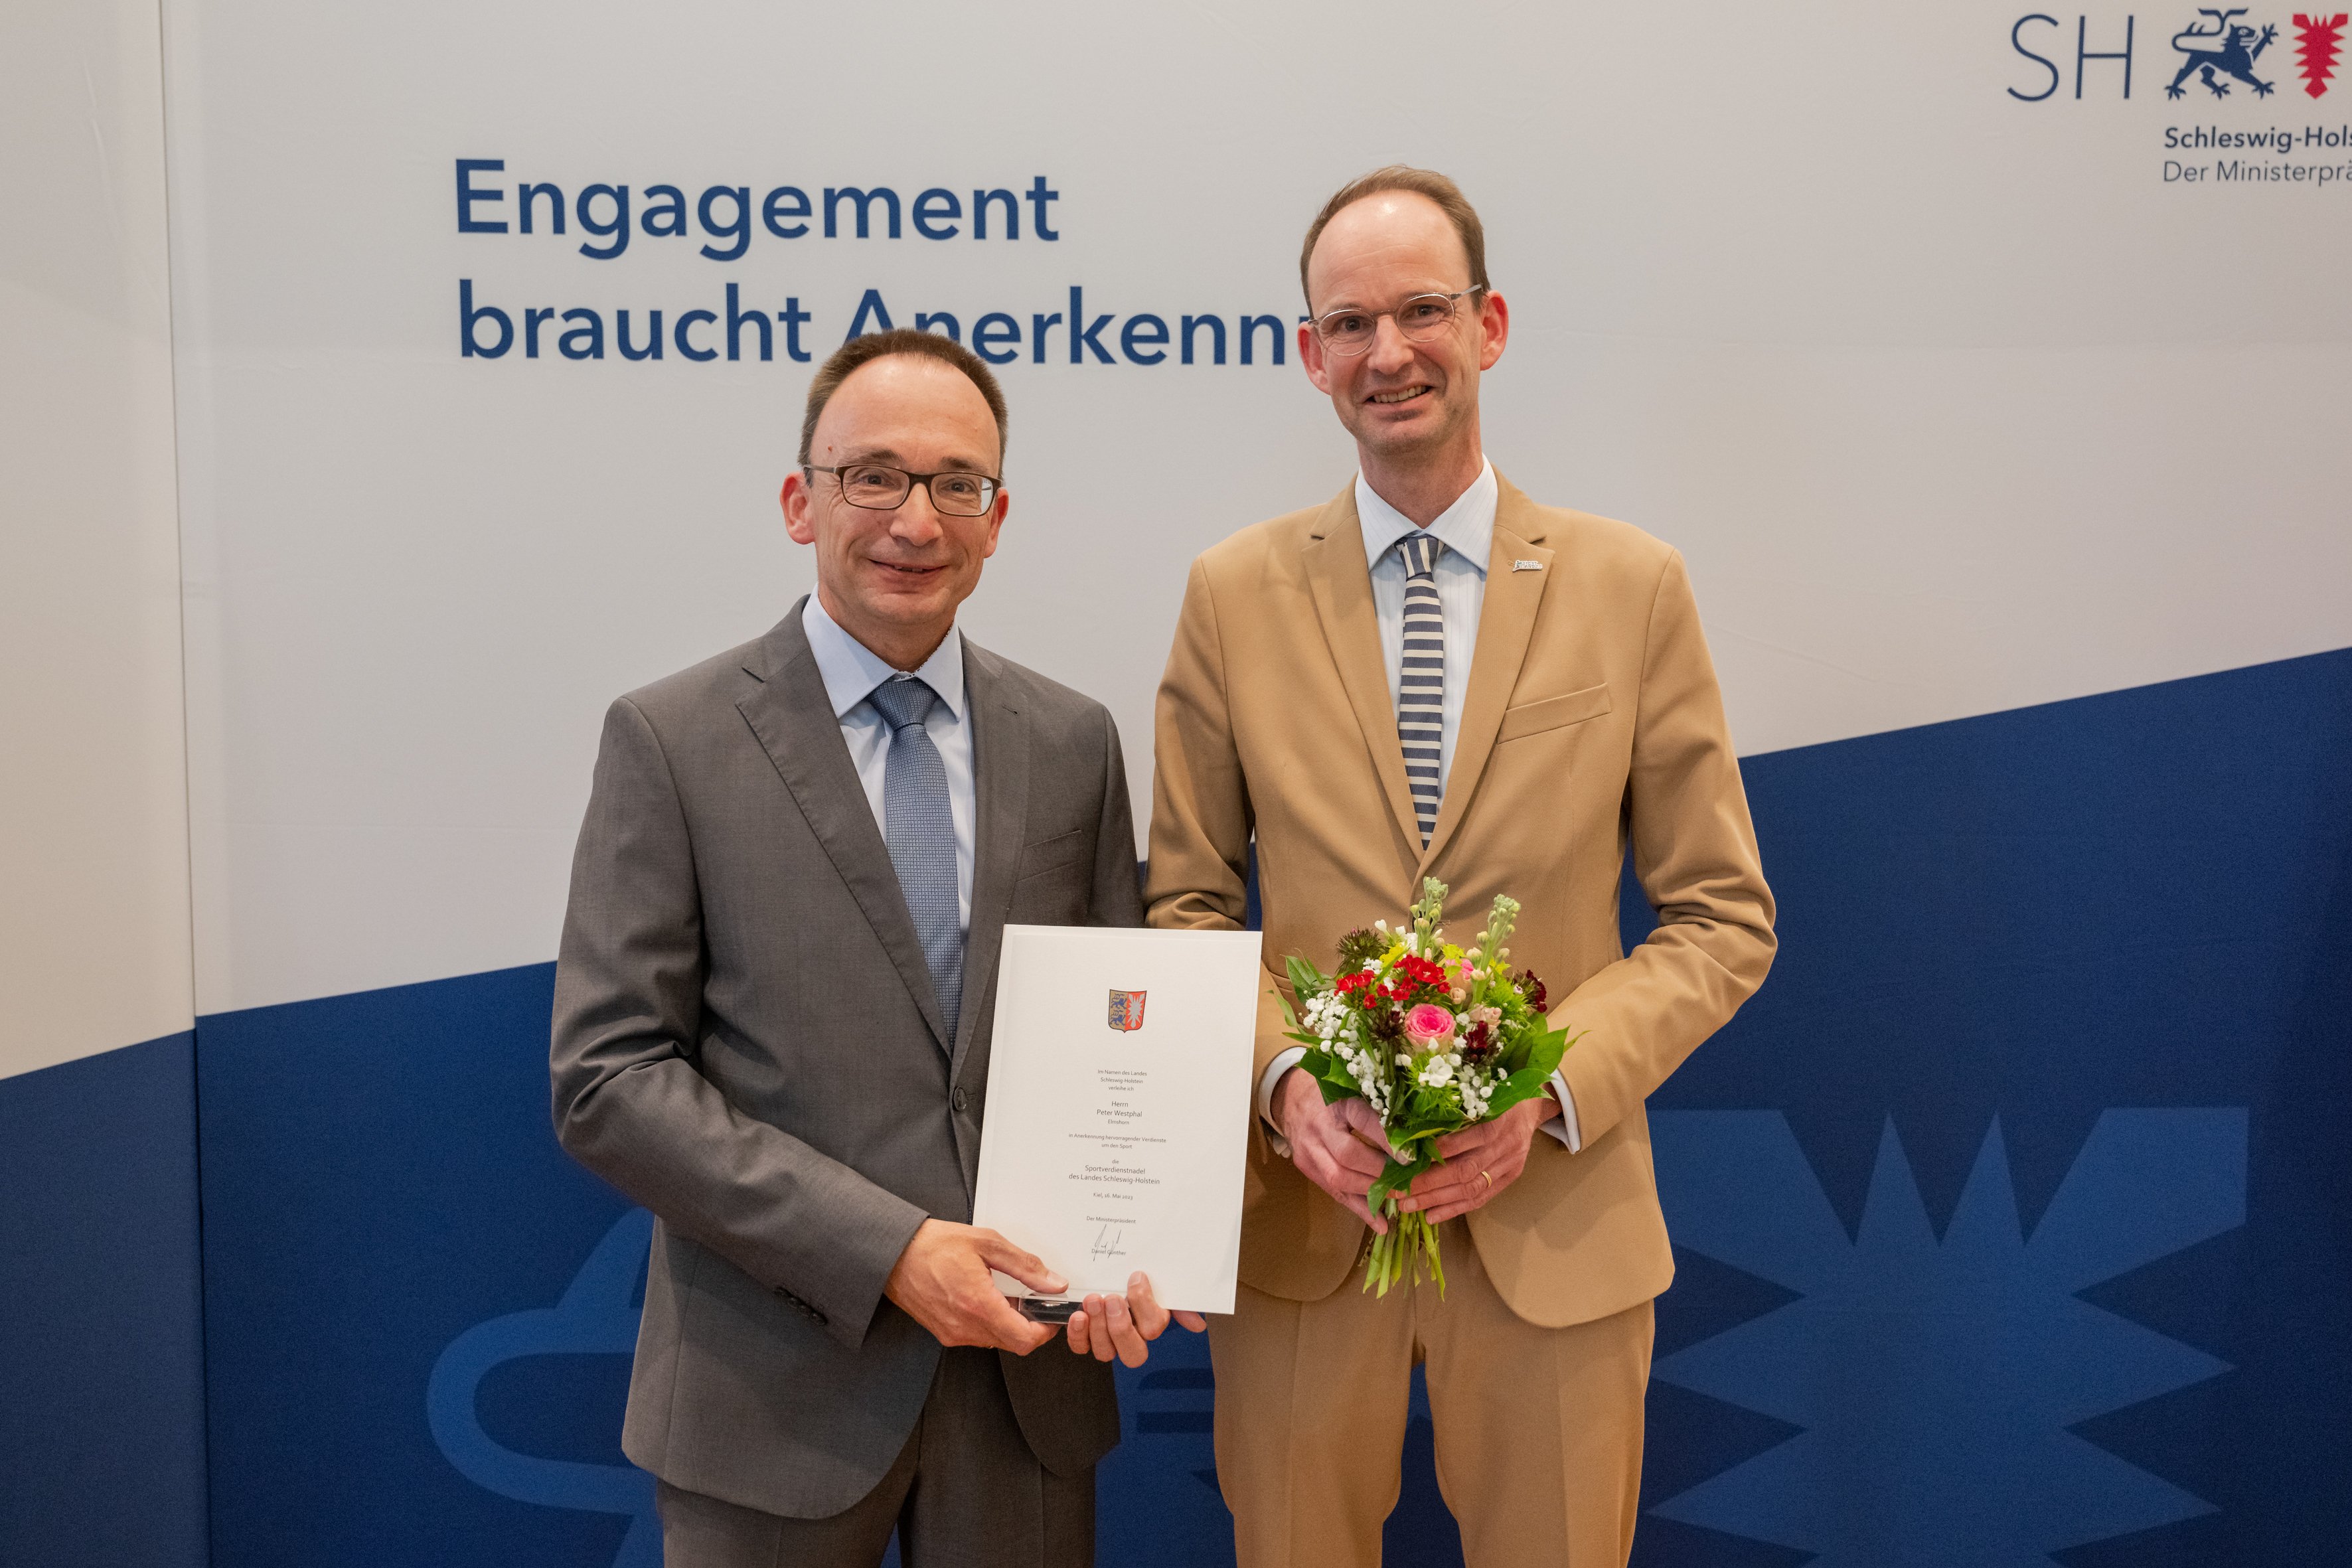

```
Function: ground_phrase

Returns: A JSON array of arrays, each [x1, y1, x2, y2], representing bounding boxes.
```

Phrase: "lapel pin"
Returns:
[[1511, 559, 1543, 572]]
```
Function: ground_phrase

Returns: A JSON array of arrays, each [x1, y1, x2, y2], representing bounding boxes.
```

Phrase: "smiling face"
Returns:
[[1300, 191, 1508, 475], [781, 353, 1007, 670]]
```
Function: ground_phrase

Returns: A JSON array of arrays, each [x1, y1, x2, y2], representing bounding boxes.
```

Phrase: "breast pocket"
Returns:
[[1011, 827, 1093, 924], [1015, 827, 1089, 883], [1496, 682, 1612, 744]]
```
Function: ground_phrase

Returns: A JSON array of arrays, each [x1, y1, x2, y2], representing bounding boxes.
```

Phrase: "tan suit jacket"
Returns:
[[1146, 474, 1775, 1328]]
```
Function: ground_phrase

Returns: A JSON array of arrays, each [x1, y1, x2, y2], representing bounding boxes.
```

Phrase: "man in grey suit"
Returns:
[[551, 328, 1199, 1568]]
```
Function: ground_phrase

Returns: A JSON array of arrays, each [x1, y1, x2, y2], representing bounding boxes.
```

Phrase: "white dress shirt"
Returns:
[[801, 595, 975, 932], [1257, 460, 1583, 1154]]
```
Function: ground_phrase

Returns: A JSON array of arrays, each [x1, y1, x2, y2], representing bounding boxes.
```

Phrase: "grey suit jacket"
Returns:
[[550, 600, 1138, 1519]]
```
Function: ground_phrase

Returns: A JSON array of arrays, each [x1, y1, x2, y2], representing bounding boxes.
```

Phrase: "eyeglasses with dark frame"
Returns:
[[1308, 287, 1487, 358], [805, 463, 1003, 518]]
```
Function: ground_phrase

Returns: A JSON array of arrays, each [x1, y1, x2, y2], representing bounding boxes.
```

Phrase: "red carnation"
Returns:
[[1395, 954, 1450, 991], [1513, 968, 1549, 1013]]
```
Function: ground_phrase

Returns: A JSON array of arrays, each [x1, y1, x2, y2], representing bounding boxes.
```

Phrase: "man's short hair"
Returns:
[[797, 328, 1010, 469], [1298, 166, 1490, 311]]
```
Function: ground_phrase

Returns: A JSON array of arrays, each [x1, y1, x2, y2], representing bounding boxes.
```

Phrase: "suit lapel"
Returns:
[[1302, 486, 1423, 856], [736, 601, 952, 1054], [953, 643, 1027, 1077], [1423, 477, 1552, 870]]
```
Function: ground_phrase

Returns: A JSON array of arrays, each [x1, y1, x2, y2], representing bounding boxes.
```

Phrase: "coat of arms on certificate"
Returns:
[[1106, 989, 1147, 1032]]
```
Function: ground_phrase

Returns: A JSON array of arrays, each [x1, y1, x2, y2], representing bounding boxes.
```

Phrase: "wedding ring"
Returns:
[[1478, 1168, 1493, 1192]]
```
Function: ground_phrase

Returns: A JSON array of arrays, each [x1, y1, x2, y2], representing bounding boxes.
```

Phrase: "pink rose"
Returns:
[[1403, 1003, 1455, 1048]]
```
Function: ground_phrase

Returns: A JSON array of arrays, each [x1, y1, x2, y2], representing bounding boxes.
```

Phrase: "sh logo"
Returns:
[[2010, 8, 2338, 98]]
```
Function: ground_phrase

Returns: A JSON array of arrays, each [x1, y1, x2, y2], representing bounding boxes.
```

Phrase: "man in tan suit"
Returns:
[[1145, 167, 1776, 1567]]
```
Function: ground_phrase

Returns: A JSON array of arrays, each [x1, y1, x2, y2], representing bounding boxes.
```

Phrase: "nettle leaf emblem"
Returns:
[[1649, 1109, 2245, 1566]]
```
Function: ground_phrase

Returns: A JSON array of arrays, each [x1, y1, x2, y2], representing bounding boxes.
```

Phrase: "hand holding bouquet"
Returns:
[[1278, 878, 1578, 1295]]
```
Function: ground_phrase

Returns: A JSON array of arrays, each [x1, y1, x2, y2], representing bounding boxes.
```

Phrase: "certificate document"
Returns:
[[972, 925, 1263, 1316]]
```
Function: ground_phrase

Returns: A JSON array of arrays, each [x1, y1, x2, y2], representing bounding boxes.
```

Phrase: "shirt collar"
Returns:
[[801, 593, 967, 722], [1356, 458, 1497, 578]]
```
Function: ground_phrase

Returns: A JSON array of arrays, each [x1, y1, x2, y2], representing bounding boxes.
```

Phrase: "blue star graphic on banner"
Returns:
[[1648, 1109, 2246, 1565]]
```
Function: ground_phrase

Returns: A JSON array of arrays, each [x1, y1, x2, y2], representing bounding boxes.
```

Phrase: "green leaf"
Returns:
[[1368, 1155, 1423, 1208], [1298, 1048, 1362, 1105], [1529, 1026, 1581, 1080], [1496, 1032, 1531, 1075], [1389, 1107, 1462, 1142], [1496, 1019, 1578, 1078], [1481, 1035, 1579, 1119], [1285, 954, 1328, 999]]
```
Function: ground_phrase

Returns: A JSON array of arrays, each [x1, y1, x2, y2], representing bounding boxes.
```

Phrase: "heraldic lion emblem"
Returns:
[[2168, 7, 2280, 96]]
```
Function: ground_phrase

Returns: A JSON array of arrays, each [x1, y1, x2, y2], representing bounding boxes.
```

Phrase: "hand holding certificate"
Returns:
[[973, 925, 1263, 1357]]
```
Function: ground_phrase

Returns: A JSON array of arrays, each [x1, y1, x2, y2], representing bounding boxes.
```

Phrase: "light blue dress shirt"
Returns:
[[800, 595, 975, 933], [1257, 459, 1583, 1154]]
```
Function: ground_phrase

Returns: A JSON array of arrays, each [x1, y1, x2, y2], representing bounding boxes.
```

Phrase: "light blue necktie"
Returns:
[[866, 675, 963, 1043], [1395, 532, 1447, 847]]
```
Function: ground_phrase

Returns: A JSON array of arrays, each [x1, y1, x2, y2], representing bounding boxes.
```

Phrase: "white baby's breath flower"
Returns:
[[1419, 1056, 1456, 1088]]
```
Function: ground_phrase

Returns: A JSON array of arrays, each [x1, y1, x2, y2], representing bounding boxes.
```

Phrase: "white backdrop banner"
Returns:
[[161, 0, 2352, 1014]]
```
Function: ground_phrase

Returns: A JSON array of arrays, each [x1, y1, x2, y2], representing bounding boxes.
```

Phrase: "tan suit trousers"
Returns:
[[1209, 1221, 1653, 1568]]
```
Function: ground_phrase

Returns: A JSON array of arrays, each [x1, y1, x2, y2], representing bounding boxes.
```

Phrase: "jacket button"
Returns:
[[952, 1087, 969, 1115]]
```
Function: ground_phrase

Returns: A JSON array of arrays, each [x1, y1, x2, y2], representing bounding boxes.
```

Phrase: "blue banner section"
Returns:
[[0, 1032, 208, 1568], [1637, 646, 2352, 1567], [195, 966, 639, 1568], [181, 649, 2349, 1567]]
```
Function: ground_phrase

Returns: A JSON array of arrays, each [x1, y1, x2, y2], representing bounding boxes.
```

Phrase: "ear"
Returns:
[[781, 469, 817, 545], [1300, 321, 1332, 394], [1476, 290, 1510, 372], [978, 487, 1008, 561]]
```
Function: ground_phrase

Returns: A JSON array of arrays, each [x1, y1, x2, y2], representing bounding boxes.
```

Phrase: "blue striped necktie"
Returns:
[[866, 674, 963, 1042], [1395, 531, 1446, 847]]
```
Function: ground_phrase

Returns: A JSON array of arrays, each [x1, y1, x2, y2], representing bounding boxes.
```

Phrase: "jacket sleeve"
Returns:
[[1555, 550, 1777, 1147], [1145, 558, 1254, 933], [1088, 704, 1147, 929], [548, 696, 928, 1352], [1144, 558, 1294, 1088]]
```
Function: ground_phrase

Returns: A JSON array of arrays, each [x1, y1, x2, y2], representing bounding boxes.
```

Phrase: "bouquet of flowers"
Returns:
[[1277, 878, 1577, 1295]]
